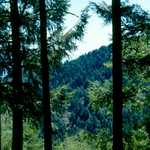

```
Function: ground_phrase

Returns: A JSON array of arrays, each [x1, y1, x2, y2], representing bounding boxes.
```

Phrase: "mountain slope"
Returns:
[[51, 44, 112, 89]]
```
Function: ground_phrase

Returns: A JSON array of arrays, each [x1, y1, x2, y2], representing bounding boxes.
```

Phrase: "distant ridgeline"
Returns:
[[51, 44, 112, 89]]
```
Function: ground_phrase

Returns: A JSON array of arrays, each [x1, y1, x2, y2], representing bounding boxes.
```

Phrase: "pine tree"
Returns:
[[112, 0, 123, 149], [10, 0, 23, 149], [1, 0, 89, 148], [39, 0, 52, 149]]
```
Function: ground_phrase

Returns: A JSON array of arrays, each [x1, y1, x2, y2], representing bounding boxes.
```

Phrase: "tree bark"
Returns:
[[12, 109, 23, 150], [112, 0, 123, 149], [10, 0, 23, 149], [0, 112, 1, 150], [39, 0, 52, 149]]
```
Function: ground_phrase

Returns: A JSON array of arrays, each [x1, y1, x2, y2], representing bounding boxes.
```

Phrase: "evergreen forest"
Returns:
[[0, 0, 150, 149]]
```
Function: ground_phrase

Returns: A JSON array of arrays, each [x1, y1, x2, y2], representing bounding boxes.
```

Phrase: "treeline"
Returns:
[[51, 45, 112, 89]]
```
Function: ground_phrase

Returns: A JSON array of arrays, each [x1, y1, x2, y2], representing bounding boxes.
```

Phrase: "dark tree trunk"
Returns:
[[39, 0, 52, 149], [0, 112, 1, 150], [10, 0, 23, 149], [112, 0, 123, 149], [12, 109, 23, 150]]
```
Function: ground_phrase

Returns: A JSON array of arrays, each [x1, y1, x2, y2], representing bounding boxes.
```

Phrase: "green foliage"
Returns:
[[53, 130, 96, 150], [51, 85, 74, 139], [131, 127, 150, 150], [81, 129, 112, 150], [89, 1, 150, 39], [47, 6, 90, 69], [87, 80, 112, 111], [23, 123, 43, 150], [51, 85, 74, 114], [1, 113, 12, 150], [122, 36, 150, 68], [1, 113, 43, 150], [89, 1, 112, 24], [124, 127, 150, 150]]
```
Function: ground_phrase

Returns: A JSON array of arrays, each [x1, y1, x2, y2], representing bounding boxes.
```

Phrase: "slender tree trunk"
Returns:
[[0, 112, 1, 150], [12, 109, 23, 150], [112, 0, 123, 149], [39, 0, 52, 149], [10, 0, 23, 149]]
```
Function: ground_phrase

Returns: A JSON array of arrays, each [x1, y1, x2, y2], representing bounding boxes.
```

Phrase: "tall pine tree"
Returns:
[[112, 0, 123, 149], [10, 0, 23, 149], [39, 0, 52, 149]]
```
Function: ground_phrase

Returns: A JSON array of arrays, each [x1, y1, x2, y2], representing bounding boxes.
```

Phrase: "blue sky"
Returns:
[[64, 0, 150, 60]]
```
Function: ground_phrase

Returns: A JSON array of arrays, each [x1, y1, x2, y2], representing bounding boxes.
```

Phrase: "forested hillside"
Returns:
[[51, 45, 112, 89], [51, 44, 113, 133]]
